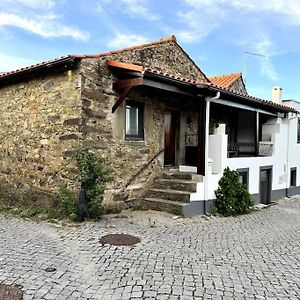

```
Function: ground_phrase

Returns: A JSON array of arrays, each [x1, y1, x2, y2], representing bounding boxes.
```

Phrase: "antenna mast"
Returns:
[[243, 51, 266, 87]]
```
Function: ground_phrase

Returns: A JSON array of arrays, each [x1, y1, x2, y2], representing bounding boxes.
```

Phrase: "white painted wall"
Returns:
[[287, 114, 300, 187], [189, 112, 300, 202]]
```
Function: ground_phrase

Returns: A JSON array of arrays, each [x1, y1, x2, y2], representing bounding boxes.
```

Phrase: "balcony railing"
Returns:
[[258, 142, 273, 156], [228, 142, 273, 157]]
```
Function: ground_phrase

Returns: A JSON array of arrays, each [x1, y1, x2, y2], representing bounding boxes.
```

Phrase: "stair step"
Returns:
[[162, 171, 193, 180], [155, 178, 197, 192], [162, 171, 203, 181], [142, 198, 185, 215], [146, 188, 191, 202]]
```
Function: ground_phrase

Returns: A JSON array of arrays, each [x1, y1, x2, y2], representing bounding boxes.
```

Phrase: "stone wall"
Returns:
[[0, 40, 204, 205], [229, 77, 247, 94], [79, 40, 204, 200], [103, 41, 208, 82], [80, 57, 166, 200], [0, 69, 81, 204]]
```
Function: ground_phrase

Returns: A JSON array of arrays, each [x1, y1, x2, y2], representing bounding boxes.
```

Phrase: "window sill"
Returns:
[[125, 137, 145, 142]]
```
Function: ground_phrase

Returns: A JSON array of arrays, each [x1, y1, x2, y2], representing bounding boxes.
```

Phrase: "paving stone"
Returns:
[[0, 197, 299, 299]]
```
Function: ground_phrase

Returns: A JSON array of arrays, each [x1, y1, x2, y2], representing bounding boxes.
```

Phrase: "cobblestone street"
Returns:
[[0, 197, 299, 300]]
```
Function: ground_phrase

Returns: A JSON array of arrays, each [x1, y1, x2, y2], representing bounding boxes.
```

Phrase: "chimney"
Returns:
[[272, 86, 282, 104]]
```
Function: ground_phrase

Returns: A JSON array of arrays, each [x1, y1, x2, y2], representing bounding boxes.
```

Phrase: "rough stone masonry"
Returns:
[[0, 37, 207, 205]]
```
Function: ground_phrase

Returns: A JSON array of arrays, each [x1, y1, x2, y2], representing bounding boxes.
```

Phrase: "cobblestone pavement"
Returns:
[[0, 197, 300, 300]]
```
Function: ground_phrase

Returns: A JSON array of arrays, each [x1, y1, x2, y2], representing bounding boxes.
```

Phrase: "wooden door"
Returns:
[[164, 111, 177, 166], [260, 168, 272, 204]]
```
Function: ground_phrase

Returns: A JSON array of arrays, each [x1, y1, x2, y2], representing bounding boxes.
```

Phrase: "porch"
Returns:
[[107, 60, 294, 216]]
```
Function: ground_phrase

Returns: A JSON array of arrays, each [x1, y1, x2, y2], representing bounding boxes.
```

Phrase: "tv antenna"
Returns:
[[243, 51, 266, 87]]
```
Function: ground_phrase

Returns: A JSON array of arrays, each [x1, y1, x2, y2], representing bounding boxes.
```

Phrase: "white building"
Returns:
[[183, 84, 300, 215]]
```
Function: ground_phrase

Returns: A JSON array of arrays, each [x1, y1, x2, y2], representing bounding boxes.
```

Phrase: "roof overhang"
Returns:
[[0, 56, 79, 86], [107, 60, 297, 114]]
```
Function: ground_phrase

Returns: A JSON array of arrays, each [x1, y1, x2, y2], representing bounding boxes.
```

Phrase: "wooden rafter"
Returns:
[[112, 87, 132, 113], [113, 77, 144, 90]]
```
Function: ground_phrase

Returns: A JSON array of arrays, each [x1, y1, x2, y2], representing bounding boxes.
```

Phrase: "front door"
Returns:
[[260, 167, 272, 204], [164, 111, 178, 166]]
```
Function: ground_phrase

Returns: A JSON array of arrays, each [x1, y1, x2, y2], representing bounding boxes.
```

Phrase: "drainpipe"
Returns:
[[204, 92, 220, 215], [285, 112, 298, 197]]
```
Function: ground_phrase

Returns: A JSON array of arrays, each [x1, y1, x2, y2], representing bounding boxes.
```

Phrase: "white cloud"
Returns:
[[0, 12, 90, 41], [176, 10, 223, 43], [120, 0, 159, 21], [107, 32, 148, 48], [0, 0, 56, 10], [182, 0, 300, 25], [260, 58, 279, 81], [0, 52, 36, 72], [177, 31, 199, 43], [179, 0, 288, 81], [254, 37, 279, 81], [96, 0, 113, 12], [97, 0, 159, 21], [13, 0, 55, 9]]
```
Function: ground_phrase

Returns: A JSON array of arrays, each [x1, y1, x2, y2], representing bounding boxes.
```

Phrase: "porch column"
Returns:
[[255, 110, 259, 156], [197, 99, 206, 175]]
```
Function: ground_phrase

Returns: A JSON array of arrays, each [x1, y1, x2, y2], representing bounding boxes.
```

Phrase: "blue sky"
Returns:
[[1, 0, 300, 101]]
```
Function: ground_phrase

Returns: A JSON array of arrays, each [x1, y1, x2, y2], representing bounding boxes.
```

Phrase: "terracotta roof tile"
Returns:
[[108, 60, 295, 113], [107, 60, 143, 72], [209, 72, 242, 88], [72, 35, 177, 58], [0, 36, 177, 80], [0, 55, 73, 80]]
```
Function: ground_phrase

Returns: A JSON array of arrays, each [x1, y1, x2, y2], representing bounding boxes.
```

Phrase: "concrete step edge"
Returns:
[[149, 188, 192, 195], [155, 178, 198, 184], [143, 198, 186, 206]]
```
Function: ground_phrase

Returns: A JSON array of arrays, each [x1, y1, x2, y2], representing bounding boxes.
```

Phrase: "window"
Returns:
[[290, 168, 297, 187], [125, 101, 144, 140], [237, 169, 249, 190], [298, 118, 300, 143]]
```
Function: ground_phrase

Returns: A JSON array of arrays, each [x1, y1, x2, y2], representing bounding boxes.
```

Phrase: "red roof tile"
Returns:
[[108, 60, 295, 113], [209, 72, 242, 88], [0, 55, 74, 80], [107, 60, 143, 72], [0, 35, 209, 84], [73, 35, 177, 58], [0, 36, 177, 80]]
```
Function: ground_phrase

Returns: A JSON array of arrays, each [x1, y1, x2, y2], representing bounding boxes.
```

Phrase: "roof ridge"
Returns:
[[209, 72, 242, 79], [72, 35, 177, 58], [107, 60, 295, 113], [209, 72, 243, 89]]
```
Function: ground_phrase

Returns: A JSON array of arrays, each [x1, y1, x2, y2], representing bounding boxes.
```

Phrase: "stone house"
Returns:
[[0, 35, 298, 216], [209, 72, 247, 94]]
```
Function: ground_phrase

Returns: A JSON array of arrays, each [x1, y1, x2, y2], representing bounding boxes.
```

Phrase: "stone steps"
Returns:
[[141, 169, 202, 216], [141, 198, 185, 215], [162, 170, 203, 181], [154, 178, 197, 192], [145, 188, 191, 203]]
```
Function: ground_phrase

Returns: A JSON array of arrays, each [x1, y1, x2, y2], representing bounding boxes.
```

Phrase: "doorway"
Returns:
[[164, 111, 179, 166], [259, 167, 272, 205]]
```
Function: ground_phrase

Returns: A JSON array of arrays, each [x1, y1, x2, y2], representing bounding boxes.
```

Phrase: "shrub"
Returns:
[[74, 147, 113, 221], [214, 167, 253, 216], [58, 186, 78, 221]]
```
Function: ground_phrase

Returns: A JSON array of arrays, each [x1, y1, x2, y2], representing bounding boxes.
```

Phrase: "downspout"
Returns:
[[285, 112, 298, 197], [204, 92, 220, 215], [286, 113, 290, 197]]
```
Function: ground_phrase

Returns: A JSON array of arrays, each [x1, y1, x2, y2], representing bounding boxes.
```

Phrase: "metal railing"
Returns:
[[123, 148, 165, 188], [259, 142, 273, 156], [227, 142, 273, 157]]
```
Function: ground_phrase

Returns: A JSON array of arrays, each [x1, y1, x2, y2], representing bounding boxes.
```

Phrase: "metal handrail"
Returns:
[[124, 148, 165, 188]]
